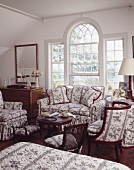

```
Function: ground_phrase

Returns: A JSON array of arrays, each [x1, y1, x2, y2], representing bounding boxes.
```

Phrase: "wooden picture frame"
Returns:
[[132, 36, 134, 58]]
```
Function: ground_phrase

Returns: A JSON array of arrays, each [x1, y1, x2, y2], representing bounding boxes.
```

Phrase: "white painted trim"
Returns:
[[0, 4, 41, 20], [63, 17, 103, 85], [44, 38, 64, 89], [103, 32, 128, 94]]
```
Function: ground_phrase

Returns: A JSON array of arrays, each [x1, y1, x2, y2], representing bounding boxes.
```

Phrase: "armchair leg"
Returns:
[[115, 143, 120, 162]]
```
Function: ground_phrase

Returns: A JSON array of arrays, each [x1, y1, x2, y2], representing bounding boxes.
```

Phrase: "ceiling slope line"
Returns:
[[0, 3, 41, 20], [41, 5, 131, 20]]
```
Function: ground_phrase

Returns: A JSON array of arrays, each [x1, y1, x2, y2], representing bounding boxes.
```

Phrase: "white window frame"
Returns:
[[45, 20, 128, 91], [63, 17, 103, 86], [50, 43, 64, 88], [103, 33, 128, 95], [44, 38, 63, 89]]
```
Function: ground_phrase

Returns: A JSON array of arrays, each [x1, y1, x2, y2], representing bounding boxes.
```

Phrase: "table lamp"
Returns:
[[119, 58, 134, 100]]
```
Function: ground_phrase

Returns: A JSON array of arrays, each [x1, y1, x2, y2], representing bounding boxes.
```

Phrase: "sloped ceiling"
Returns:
[[0, 0, 134, 56], [0, 0, 134, 19], [0, 7, 37, 57]]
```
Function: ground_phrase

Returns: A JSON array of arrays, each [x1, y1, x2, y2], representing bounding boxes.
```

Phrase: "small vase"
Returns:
[[35, 77, 39, 88]]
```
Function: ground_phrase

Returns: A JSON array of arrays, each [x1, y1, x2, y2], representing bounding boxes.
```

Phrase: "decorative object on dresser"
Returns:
[[0, 87, 43, 119], [119, 82, 129, 96], [31, 70, 43, 88]]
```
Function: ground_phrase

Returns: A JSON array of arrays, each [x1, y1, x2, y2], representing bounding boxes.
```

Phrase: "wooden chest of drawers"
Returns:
[[0, 87, 43, 119]]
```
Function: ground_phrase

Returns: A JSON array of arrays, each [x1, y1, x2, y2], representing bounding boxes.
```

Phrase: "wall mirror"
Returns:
[[15, 43, 38, 84]]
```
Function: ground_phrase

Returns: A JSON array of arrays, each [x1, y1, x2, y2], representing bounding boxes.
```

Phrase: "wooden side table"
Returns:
[[37, 115, 72, 138]]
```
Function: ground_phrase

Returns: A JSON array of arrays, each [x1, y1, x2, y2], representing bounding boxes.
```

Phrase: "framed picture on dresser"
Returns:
[[119, 82, 129, 96]]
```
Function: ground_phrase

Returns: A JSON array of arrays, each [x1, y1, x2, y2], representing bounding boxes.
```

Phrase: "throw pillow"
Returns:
[[4, 102, 14, 110], [81, 89, 102, 107], [70, 85, 83, 104], [91, 86, 105, 101], [0, 91, 4, 109], [47, 86, 69, 105]]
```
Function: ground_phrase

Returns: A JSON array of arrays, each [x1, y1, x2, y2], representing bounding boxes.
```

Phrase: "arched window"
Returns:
[[69, 23, 100, 85], [47, 19, 126, 93]]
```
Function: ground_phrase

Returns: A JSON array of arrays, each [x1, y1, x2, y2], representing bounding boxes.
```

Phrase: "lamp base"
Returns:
[[126, 90, 134, 101], [126, 90, 132, 99]]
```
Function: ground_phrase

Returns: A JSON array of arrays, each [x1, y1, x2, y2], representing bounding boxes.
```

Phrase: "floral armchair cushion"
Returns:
[[0, 109, 27, 121], [47, 86, 69, 105], [15, 125, 40, 136], [44, 134, 78, 149], [0, 91, 4, 109]]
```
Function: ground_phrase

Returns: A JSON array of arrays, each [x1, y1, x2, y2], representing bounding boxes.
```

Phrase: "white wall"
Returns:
[[0, 7, 134, 90]]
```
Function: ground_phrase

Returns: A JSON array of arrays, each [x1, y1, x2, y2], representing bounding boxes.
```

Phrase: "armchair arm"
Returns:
[[90, 100, 106, 123], [3, 101, 23, 110], [37, 97, 49, 114]]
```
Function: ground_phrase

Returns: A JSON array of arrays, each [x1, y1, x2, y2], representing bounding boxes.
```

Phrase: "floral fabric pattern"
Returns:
[[122, 105, 134, 147], [81, 89, 101, 107], [0, 115, 27, 140], [38, 86, 105, 126], [0, 94, 27, 141], [0, 91, 4, 109], [92, 86, 105, 101], [47, 86, 69, 105], [15, 125, 40, 136], [45, 134, 78, 149], [3, 101, 23, 110], [88, 119, 103, 134], [0, 142, 131, 170], [97, 109, 128, 141], [0, 109, 27, 121], [70, 86, 83, 103]]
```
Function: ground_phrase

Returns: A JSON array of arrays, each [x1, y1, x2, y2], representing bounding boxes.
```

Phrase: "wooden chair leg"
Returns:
[[115, 143, 120, 162], [118, 142, 123, 153], [96, 143, 99, 149], [88, 136, 92, 156]]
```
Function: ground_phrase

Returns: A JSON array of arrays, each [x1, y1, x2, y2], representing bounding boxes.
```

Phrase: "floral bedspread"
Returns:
[[0, 142, 131, 170]]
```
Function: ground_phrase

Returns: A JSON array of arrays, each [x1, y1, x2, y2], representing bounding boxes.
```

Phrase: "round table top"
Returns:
[[37, 114, 72, 126]]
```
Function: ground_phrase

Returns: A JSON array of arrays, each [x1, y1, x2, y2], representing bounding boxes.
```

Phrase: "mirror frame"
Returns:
[[15, 43, 38, 84]]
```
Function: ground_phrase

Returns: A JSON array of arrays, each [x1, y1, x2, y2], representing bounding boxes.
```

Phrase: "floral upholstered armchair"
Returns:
[[0, 91, 27, 141], [87, 101, 131, 162], [37, 85, 106, 126]]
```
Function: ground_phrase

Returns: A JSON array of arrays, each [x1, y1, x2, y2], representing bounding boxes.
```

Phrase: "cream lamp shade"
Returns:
[[119, 57, 134, 100], [119, 58, 134, 75]]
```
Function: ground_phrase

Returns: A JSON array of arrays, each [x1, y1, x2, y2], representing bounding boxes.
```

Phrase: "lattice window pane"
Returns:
[[51, 44, 64, 88], [106, 39, 124, 94], [70, 76, 99, 86], [70, 23, 99, 85]]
